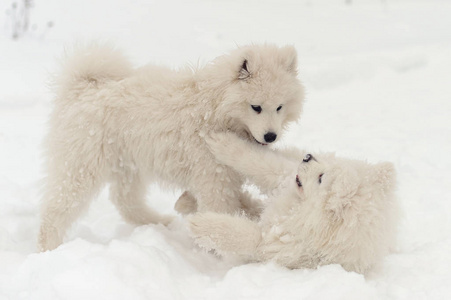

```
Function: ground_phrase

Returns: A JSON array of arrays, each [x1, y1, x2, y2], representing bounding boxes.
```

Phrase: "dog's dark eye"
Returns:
[[296, 175, 302, 187], [277, 105, 282, 112], [319, 173, 324, 184], [251, 105, 262, 113]]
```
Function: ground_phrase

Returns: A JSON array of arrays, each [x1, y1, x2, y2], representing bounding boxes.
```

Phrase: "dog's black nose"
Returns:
[[303, 154, 313, 162], [264, 132, 277, 143]]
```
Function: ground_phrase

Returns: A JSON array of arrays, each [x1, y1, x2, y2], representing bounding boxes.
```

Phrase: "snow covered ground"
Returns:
[[1, 0, 451, 299]]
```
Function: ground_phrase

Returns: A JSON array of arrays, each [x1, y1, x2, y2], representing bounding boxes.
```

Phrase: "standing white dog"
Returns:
[[189, 133, 398, 274], [39, 44, 304, 251]]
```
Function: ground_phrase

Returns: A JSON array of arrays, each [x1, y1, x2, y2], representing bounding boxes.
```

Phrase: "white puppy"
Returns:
[[39, 44, 304, 251], [189, 133, 398, 274]]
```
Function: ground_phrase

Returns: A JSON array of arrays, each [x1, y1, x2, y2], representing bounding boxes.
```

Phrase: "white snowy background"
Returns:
[[1, 0, 451, 299]]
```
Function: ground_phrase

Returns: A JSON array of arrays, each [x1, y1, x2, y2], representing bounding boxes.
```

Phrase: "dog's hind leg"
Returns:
[[38, 164, 104, 252], [174, 191, 198, 215], [238, 191, 264, 219], [189, 212, 262, 259], [109, 172, 173, 226]]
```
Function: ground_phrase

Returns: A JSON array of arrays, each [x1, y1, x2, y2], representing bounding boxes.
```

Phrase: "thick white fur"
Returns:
[[189, 133, 398, 274], [38, 43, 304, 251]]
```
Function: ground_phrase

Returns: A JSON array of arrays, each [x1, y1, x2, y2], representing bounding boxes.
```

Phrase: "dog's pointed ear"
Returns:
[[238, 59, 251, 80], [280, 45, 298, 75]]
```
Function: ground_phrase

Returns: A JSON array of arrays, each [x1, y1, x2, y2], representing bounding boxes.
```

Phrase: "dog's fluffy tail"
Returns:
[[53, 43, 133, 98]]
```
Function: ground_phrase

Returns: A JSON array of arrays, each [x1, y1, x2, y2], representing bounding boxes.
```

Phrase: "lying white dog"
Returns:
[[39, 44, 304, 251], [189, 133, 398, 274]]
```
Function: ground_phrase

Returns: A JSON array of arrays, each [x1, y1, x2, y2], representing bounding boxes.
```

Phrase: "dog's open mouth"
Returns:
[[243, 129, 267, 146], [296, 175, 302, 187], [253, 137, 268, 146]]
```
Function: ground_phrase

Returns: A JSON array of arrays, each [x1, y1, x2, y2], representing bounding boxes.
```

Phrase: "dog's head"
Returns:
[[209, 44, 304, 145], [294, 153, 398, 273], [295, 154, 396, 220]]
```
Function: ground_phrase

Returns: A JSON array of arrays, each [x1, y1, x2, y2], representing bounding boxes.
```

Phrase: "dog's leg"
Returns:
[[277, 146, 306, 162], [38, 164, 104, 252], [109, 172, 173, 226], [174, 191, 198, 215], [188, 212, 262, 259], [238, 191, 264, 219], [206, 132, 295, 193], [191, 166, 244, 214]]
